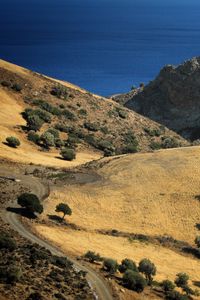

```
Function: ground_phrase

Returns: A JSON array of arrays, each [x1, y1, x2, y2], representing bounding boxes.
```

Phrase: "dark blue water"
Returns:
[[1, 0, 200, 96]]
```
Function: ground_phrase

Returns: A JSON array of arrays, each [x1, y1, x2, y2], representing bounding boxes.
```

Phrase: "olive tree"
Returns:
[[138, 258, 156, 285], [17, 193, 43, 215], [55, 203, 72, 220]]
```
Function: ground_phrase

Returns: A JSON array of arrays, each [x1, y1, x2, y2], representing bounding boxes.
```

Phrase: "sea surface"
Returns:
[[1, 0, 200, 96]]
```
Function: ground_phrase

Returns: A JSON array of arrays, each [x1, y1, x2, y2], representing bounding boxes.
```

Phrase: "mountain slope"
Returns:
[[0, 60, 188, 167], [125, 57, 200, 140]]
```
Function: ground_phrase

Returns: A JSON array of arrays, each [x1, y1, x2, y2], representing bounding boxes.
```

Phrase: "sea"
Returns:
[[1, 0, 200, 96]]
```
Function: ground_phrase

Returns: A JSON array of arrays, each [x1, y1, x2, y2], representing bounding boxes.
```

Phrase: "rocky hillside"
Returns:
[[125, 57, 200, 141], [0, 60, 188, 166]]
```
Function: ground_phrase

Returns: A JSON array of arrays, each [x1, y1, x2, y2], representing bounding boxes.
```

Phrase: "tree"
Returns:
[[165, 290, 189, 300], [161, 280, 175, 293], [17, 193, 43, 215], [138, 258, 156, 285], [40, 131, 55, 149], [84, 251, 102, 263], [195, 236, 200, 248], [122, 270, 146, 293], [103, 258, 118, 275], [60, 148, 76, 161], [6, 136, 20, 148], [55, 203, 72, 220], [27, 114, 44, 131], [0, 233, 16, 251], [118, 258, 138, 273]]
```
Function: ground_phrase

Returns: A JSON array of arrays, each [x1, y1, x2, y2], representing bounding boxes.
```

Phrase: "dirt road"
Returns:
[[0, 170, 113, 300]]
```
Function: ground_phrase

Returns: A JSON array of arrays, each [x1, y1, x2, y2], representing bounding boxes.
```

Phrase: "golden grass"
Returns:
[[0, 89, 101, 167], [34, 146, 200, 289]]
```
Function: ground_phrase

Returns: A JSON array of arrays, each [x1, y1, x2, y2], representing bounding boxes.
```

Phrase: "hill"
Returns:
[[0, 59, 188, 167], [33, 145, 200, 298], [125, 57, 200, 141]]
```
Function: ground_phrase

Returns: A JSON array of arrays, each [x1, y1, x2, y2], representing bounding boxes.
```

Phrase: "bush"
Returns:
[[84, 251, 102, 263], [51, 256, 73, 269], [162, 137, 180, 149], [175, 273, 189, 288], [1, 80, 10, 87], [27, 114, 44, 131], [165, 291, 189, 300], [60, 148, 76, 161], [40, 132, 55, 149], [55, 203, 72, 220], [115, 108, 128, 119], [124, 142, 138, 154], [17, 193, 43, 214], [98, 140, 115, 156], [34, 109, 51, 123], [100, 126, 109, 134], [32, 99, 62, 116], [138, 258, 156, 285], [161, 280, 175, 293], [78, 108, 87, 116], [144, 127, 162, 137], [0, 266, 21, 284], [50, 85, 69, 99], [62, 109, 76, 120], [12, 83, 22, 92], [122, 270, 146, 292], [6, 136, 20, 148], [55, 138, 64, 148], [84, 122, 100, 132], [103, 258, 118, 274], [0, 233, 16, 251], [118, 258, 138, 273], [27, 131, 40, 144], [150, 141, 161, 150]]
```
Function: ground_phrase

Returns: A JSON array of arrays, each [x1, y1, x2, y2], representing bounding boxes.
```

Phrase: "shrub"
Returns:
[[100, 126, 109, 134], [162, 137, 180, 149], [118, 258, 138, 273], [195, 236, 200, 248], [34, 109, 51, 123], [175, 273, 189, 288], [55, 138, 64, 148], [51, 256, 73, 269], [46, 128, 59, 139], [50, 85, 69, 99], [17, 193, 43, 214], [122, 130, 139, 153], [55, 203, 72, 220], [27, 114, 44, 131], [144, 127, 162, 137], [60, 148, 76, 161], [12, 83, 22, 92], [84, 251, 102, 263], [150, 141, 161, 150], [6, 136, 20, 148], [32, 99, 62, 116], [138, 258, 156, 285], [1, 80, 10, 87], [27, 131, 40, 144], [40, 132, 55, 149], [0, 266, 21, 283], [62, 109, 76, 120], [161, 280, 175, 293], [115, 108, 128, 119], [0, 233, 16, 251], [124, 142, 138, 154], [98, 140, 115, 156], [165, 291, 189, 300], [84, 122, 100, 132], [78, 108, 87, 116], [122, 270, 146, 292], [103, 258, 118, 274]]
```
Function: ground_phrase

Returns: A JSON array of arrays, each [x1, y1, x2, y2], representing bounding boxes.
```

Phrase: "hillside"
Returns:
[[33, 145, 200, 298], [0, 59, 188, 167], [125, 57, 200, 141]]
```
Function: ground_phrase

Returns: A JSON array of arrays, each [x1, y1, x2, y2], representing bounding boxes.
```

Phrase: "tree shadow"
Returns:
[[193, 281, 200, 288], [195, 223, 200, 230], [6, 207, 37, 219], [48, 214, 64, 223], [195, 195, 200, 201]]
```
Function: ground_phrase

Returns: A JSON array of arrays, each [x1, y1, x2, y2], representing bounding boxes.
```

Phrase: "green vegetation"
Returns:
[[6, 136, 20, 148], [55, 203, 72, 220], [12, 83, 22, 92], [1, 80, 10, 87], [40, 131, 55, 149], [0, 232, 16, 251], [50, 84, 69, 99], [62, 109, 76, 120], [123, 130, 138, 153], [138, 258, 156, 285], [118, 258, 138, 273], [17, 193, 43, 215], [150, 141, 161, 150], [122, 270, 147, 292], [84, 251, 102, 263], [27, 131, 40, 144], [144, 127, 162, 137], [103, 258, 118, 274], [60, 148, 76, 161], [161, 280, 175, 293], [78, 108, 87, 116], [27, 114, 44, 131], [0, 265, 21, 283], [84, 121, 100, 132], [162, 136, 180, 149]]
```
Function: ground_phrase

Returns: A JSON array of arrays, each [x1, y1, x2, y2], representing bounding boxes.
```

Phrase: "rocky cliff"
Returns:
[[125, 57, 200, 140]]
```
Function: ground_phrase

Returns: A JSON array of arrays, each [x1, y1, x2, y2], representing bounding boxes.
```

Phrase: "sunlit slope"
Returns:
[[43, 146, 200, 243]]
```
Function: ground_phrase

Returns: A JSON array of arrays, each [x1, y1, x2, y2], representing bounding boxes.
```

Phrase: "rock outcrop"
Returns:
[[125, 57, 200, 140]]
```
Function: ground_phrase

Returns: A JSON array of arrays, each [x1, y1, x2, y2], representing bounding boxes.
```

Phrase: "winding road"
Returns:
[[0, 170, 113, 300]]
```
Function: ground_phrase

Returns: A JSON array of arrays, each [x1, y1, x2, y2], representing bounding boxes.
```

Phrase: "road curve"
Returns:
[[0, 170, 113, 300]]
